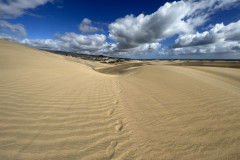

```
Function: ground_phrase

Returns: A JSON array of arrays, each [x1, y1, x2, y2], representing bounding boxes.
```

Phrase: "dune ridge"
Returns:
[[0, 39, 240, 160]]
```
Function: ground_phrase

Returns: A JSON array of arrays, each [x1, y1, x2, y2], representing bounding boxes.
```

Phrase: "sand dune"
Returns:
[[0, 39, 240, 160]]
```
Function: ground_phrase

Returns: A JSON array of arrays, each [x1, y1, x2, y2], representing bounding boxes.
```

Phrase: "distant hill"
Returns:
[[43, 50, 130, 63]]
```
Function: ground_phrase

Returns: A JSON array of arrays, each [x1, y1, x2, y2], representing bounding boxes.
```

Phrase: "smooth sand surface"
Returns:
[[0, 39, 240, 160]]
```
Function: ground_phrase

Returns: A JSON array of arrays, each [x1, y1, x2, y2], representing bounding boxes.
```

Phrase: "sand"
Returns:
[[0, 39, 240, 160]]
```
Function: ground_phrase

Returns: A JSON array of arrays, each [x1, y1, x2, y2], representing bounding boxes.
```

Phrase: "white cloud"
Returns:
[[134, 42, 161, 54], [170, 41, 240, 57], [0, 20, 109, 55], [79, 18, 100, 33], [173, 31, 217, 48], [20, 32, 109, 54], [0, 0, 54, 19], [109, 1, 192, 50], [169, 20, 240, 57], [106, 42, 161, 56], [108, 0, 239, 55], [174, 20, 240, 48], [0, 20, 26, 37], [1, 0, 239, 58], [0, 33, 20, 42], [21, 38, 59, 50]]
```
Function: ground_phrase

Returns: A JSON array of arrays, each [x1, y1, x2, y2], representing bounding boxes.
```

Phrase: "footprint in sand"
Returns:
[[115, 120, 123, 131], [106, 141, 117, 158], [107, 108, 114, 116], [114, 100, 119, 104]]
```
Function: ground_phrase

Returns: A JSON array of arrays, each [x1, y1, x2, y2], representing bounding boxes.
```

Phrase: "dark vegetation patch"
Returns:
[[170, 61, 240, 69], [95, 62, 149, 74]]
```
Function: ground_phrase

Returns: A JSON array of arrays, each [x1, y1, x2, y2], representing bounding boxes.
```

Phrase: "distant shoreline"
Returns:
[[44, 49, 240, 68], [43, 49, 240, 62]]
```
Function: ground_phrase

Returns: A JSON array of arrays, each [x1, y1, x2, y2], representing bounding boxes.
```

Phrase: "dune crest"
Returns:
[[0, 39, 240, 159]]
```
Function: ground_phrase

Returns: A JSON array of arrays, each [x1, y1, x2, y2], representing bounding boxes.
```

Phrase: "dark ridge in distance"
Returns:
[[43, 50, 130, 63]]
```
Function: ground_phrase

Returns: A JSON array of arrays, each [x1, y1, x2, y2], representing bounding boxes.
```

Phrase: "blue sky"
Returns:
[[0, 0, 240, 59], [5, 0, 174, 39]]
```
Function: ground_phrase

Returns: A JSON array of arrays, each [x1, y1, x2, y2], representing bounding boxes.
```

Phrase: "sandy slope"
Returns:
[[0, 39, 240, 160]]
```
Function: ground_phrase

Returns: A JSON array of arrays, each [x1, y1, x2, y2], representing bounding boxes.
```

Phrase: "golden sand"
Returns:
[[0, 39, 240, 159]]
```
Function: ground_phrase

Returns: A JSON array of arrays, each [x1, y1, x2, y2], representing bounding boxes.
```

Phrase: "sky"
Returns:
[[0, 0, 240, 59]]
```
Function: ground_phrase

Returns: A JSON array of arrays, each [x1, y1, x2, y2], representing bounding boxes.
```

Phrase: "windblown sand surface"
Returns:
[[0, 39, 240, 160]]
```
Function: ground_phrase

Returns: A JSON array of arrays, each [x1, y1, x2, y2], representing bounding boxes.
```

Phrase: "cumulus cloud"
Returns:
[[173, 31, 217, 48], [20, 32, 109, 54], [173, 20, 240, 48], [109, 1, 191, 50], [171, 41, 240, 56], [0, 20, 109, 55], [166, 20, 240, 57], [1, 0, 239, 57], [0, 20, 26, 37], [0, 0, 54, 19], [79, 18, 101, 33], [108, 0, 238, 55], [0, 33, 20, 42], [132, 42, 161, 54], [106, 42, 161, 56]]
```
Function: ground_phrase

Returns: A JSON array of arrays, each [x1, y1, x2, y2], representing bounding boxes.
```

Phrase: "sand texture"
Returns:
[[0, 39, 240, 160]]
